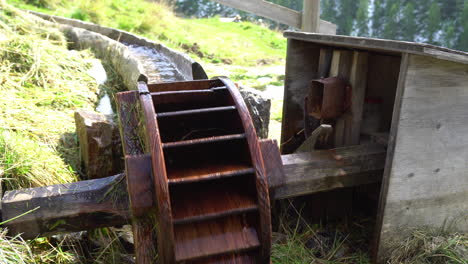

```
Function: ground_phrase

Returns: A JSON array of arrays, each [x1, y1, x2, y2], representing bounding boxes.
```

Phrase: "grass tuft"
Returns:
[[387, 226, 468, 264]]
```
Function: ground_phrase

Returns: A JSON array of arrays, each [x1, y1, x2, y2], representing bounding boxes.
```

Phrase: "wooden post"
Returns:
[[302, 0, 320, 32]]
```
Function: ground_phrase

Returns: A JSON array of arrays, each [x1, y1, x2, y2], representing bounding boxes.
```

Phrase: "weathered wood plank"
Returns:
[[116, 91, 158, 264], [1, 174, 129, 239], [374, 54, 468, 262], [281, 39, 321, 153], [317, 48, 333, 78], [347, 51, 369, 145], [329, 50, 353, 147], [284, 32, 468, 64], [274, 144, 386, 199], [210, 0, 336, 34], [302, 0, 320, 32], [1, 144, 386, 239]]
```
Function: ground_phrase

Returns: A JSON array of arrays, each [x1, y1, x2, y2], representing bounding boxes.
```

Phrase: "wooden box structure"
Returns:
[[281, 32, 468, 262]]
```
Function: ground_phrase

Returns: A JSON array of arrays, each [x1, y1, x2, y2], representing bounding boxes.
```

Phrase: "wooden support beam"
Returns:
[[273, 144, 386, 199], [210, 0, 336, 34], [302, 0, 320, 32], [1, 174, 130, 239], [1, 144, 385, 239]]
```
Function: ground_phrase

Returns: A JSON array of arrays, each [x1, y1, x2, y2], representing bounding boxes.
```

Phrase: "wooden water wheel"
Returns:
[[117, 77, 272, 263]]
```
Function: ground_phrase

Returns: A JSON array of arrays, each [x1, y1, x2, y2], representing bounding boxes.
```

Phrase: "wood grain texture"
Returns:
[[174, 214, 260, 261], [116, 91, 158, 264], [275, 144, 386, 199], [329, 50, 353, 147], [301, 0, 320, 32], [221, 77, 272, 263], [1, 174, 129, 239], [366, 54, 402, 132], [281, 39, 320, 154], [375, 54, 468, 262], [284, 32, 468, 64], [344, 51, 369, 145], [259, 139, 285, 192], [138, 82, 176, 263]]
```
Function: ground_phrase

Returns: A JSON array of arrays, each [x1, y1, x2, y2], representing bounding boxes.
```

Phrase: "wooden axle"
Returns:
[[1, 143, 385, 239]]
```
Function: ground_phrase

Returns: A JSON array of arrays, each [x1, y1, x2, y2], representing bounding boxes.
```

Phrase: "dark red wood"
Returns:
[[220, 77, 272, 263], [116, 91, 158, 264], [125, 154, 154, 218], [138, 82, 176, 263]]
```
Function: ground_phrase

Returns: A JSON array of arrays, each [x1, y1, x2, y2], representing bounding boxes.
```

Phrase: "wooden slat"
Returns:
[[168, 168, 255, 185], [281, 39, 321, 154], [188, 253, 257, 264], [174, 215, 260, 262], [152, 87, 231, 113], [163, 134, 246, 149], [157, 106, 236, 118], [329, 49, 354, 147], [210, 0, 336, 34], [171, 178, 258, 224], [147, 79, 223, 93], [345, 51, 369, 145]]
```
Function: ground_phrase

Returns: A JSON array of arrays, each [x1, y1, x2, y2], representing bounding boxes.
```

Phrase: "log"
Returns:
[[1, 144, 386, 239], [1, 174, 129, 239]]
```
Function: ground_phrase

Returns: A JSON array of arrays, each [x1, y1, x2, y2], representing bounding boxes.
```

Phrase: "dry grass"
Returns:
[[0, 0, 99, 190], [387, 226, 467, 264]]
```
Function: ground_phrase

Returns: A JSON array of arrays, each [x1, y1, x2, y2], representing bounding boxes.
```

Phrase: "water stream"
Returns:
[[125, 44, 185, 83]]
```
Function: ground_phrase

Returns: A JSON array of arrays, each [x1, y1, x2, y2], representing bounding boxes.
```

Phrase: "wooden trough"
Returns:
[[1, 32, 467, 263]]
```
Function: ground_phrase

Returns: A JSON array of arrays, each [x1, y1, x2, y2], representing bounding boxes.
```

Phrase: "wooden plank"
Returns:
[[116, 91, 158, 264], [1, 144, 386, 239], [302, 0, 320, 32], [210, 0, 336, 34], [273, 143, 386, 199], [347, 51, 369, 145], [1, 174, 130, 239], [319, 19, 337, 35], [139, 82, 176, 263], [329, 49, 353, 147], [318, 48, 333, 78], [281, 39, 321, 154], [374, 54, 468, 262], [212, 0, 301, 28], [284, 32, 468, 64], [366, 54, 402, 132]]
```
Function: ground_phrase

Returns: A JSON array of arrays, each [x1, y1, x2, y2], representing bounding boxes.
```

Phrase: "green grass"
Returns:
[[6, 0, 287, 67], [0, 2, 131, 263], [0, 0, 101, 190]]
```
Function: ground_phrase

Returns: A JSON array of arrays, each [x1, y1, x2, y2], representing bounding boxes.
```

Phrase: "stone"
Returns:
[[74, 110, 122, 179], [238, 86, 271, 138]]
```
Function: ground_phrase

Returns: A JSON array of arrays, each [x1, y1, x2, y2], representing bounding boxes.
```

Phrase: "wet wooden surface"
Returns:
[[116, 91, 158, 264]]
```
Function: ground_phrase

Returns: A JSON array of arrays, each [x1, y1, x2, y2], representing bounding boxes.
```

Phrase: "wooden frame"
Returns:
[[281, 32, 468, 263]]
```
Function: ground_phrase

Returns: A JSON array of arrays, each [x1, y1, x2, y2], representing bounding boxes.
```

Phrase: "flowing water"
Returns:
[[125, 44, 185, 83]]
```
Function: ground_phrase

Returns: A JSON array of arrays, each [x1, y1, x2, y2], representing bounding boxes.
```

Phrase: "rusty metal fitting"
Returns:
[[307, 77, 352, 120]]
